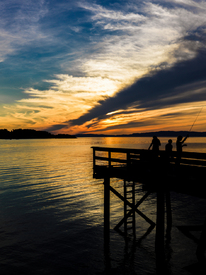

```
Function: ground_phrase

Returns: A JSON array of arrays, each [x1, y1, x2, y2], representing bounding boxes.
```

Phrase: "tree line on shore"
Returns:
[[0, 129, 76, 139]]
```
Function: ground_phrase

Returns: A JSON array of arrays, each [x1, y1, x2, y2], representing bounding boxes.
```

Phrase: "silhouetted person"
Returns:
[[165, 139, 173, 163], [176, 134, 189, 165], [148, 136, 161, 159], [148, 136, 161, 151]]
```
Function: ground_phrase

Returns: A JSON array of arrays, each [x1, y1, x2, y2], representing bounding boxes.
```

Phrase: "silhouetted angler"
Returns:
[[148, 136, 161, 158], [176, 134, 189, 165], [165, 139, 173, 162]]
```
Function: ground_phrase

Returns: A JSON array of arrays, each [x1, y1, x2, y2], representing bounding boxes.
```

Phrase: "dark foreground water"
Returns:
[[0, 137, 206, 275]]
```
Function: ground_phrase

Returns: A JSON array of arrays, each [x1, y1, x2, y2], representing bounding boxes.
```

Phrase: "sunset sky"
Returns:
[[0, 0, 206, 135]]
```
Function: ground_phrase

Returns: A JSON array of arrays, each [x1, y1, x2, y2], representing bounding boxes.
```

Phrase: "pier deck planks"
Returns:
[[92, 146, 206, 199]]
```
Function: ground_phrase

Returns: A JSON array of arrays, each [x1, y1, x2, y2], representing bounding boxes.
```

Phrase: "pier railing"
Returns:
[[92, 146, 206, 180], [92, 147, 143, 170]]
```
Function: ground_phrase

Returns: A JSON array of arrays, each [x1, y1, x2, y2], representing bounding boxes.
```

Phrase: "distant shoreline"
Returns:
[[0, 129, 76, 139], [1, 129, 206, 139], [76, 131, 206, 137]]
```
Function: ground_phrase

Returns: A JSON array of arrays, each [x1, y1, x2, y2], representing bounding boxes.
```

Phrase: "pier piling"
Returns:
[[92, 146, 206, 259], [104, 177, 110, 244]]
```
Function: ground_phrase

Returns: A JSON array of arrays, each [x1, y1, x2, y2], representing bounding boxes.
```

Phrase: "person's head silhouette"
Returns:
[[177, 135, 182, 141]]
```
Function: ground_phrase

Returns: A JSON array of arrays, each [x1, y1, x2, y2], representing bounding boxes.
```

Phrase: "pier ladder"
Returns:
[[124, 180, 136, 237]]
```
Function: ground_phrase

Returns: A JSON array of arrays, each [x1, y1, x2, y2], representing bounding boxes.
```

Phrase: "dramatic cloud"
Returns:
[[68, 47, 206, 126], [0, 0, 206, 134]]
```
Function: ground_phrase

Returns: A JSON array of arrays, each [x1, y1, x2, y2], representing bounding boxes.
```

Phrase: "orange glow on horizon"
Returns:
[[50, 102, 205, 136], [1, 100, 206, 136]]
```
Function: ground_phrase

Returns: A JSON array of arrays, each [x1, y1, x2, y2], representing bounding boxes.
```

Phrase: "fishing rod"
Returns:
[[188, 107, 203, 133]]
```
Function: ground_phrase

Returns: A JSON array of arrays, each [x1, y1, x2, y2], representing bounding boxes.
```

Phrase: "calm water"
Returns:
[[0, 137, 206, 275]]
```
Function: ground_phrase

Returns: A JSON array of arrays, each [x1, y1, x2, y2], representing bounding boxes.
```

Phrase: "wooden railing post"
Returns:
[[127, 152, 131, 168], [108, 150, 111, 168], [93, 148, 96, 171]]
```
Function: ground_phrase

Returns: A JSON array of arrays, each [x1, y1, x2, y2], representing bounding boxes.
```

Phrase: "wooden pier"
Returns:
[[92, 146, 206, 259]]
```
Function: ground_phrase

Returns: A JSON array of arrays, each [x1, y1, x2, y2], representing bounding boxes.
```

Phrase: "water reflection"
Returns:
[[0, 138, 206, 274]]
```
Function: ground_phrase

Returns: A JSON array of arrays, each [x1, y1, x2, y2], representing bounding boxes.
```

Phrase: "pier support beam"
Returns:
[[155, 190, 165, 250], [124, 180, 127, 237], [196, 217, 206, 260], [132, 181, 136, 238], [155, 189, 165, 270], [104, 177, 110, 244], [165, 191, 172, 240]]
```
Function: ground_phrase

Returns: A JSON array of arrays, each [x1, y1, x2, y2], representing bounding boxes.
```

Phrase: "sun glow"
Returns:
[[75, 102, 206, 135]]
